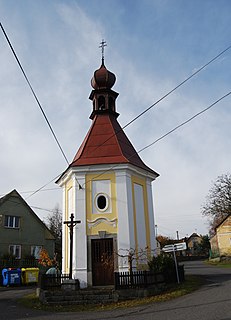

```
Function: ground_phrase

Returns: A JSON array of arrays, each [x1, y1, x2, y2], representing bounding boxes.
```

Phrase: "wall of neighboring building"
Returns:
[[187, 234, 202, 255], [210, 234, 219, 258], [0, 192, 54, 260], [216, 216, 231, 256]]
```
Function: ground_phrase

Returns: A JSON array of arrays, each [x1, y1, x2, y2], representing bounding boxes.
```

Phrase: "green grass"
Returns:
[[19, 275, 203, 313], [205, 260, 231, 268], [210, 262, 231, 268]]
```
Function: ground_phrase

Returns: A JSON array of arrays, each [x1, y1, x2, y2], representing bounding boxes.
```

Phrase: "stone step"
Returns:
[[42, 288, 117, 304]]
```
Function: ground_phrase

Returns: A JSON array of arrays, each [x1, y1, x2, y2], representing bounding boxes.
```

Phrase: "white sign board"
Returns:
[[161, 242, 186, 284], [162, 242, 187, 253]]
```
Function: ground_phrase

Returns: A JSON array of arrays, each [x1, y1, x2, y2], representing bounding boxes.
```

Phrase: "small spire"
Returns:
[[99, 39, 107, 65]]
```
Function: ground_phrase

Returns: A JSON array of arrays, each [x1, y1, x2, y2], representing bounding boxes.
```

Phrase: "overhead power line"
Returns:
[[122, 45, 231, 130], [82, 90, 231, 185], [24, 175, 61, 201], [69, 43, 231, 165], [1, 23, 85, 191], [10, 45, 231, 198], [0, 22, 69, 165], [31, 205, 62, 214], [2, 20, 230, 199], [0, 195, 62, 217], [19, 187, 60, 194], [11, 89, 230, 199], [137, 91, 231, 154], [0, 187, 59, 198]]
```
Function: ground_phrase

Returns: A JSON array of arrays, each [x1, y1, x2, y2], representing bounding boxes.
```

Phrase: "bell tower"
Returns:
[[89, 41, 119, 119], [57, 42, 159, 288]]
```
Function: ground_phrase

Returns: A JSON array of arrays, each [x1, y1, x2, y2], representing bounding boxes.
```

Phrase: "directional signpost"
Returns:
[[162, 242, 187, 284]]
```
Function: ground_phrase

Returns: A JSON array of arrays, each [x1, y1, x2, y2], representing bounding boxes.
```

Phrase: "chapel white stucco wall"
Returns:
[[72, 174, 88, 288], [146, 178, 157, 255], [116, 170, 135, 272]]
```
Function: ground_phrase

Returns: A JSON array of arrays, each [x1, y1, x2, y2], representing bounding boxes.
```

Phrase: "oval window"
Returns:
[[95, 193, 108, 212]]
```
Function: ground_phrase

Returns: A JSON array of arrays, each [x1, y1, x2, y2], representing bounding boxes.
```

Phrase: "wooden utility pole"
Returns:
[[64, 213, 81, 279]]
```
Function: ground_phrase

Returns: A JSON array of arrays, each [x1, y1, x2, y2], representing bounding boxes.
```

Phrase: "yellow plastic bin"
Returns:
[[21, 268, 39, 285]]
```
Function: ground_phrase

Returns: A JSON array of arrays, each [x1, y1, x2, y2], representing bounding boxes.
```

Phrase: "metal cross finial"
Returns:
[[99, 39, 107, 63]]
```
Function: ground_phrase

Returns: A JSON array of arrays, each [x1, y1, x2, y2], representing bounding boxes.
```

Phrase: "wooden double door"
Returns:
[[91, 238, 114, 286]]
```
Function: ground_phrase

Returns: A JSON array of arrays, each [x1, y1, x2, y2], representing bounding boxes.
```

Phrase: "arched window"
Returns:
[[98, 96, 105, 110]]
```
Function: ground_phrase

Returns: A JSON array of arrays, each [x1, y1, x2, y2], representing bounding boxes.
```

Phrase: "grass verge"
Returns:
[[19, 275, 203, 313], [205, 260, 231, 268], [206, 261, 231, 269]]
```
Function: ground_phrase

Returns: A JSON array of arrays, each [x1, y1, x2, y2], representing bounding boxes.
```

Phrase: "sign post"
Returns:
[[64, 213, 81, 279], [162, 242, 187, 284]]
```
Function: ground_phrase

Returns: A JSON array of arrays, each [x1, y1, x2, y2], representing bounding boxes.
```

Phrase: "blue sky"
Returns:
[[0, 0, 231, 238]]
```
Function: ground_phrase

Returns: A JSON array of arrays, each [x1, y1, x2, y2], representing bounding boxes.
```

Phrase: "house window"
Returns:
[[31, 246, 42, 259], [9, 245, 21, 259], [4, 215, 20, 228]]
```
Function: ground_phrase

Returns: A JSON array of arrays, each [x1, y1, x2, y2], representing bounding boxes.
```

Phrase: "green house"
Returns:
[[0, 189, 55, 265]]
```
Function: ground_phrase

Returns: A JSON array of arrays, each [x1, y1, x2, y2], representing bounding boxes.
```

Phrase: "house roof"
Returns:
[[0, 189, 55, 240], [215, 214, 231, 230], [69, 113, 159, 176], [187, 233, 201, 241]]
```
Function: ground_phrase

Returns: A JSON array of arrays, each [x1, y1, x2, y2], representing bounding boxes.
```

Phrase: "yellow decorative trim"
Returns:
[[86, 172, 117, 235], [87, 217, 117, 229]]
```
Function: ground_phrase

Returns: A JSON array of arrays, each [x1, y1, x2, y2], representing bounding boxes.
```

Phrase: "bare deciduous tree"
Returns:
[[202, 173, 231, 235], [46, 204, 62, 267], [115, 247, 154, 272]]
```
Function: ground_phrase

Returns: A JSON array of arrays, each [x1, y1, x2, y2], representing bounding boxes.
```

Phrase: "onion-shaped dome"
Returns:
[[91, 60, 116, 90]]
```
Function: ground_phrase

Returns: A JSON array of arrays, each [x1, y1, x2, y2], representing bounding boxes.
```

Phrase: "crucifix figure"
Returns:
[[99, 39, 107, 64], [64, 213, 81, 279]]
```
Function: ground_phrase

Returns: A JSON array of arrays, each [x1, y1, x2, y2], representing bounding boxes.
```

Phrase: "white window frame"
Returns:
[[31, 246, 42, 259], [4, 215, 20, 228], [94, 193, 109, 212], [9, 245, 21, 259]]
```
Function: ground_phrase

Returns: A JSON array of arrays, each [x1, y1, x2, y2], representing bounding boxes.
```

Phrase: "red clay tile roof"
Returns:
[[70, 114, 158, 176]]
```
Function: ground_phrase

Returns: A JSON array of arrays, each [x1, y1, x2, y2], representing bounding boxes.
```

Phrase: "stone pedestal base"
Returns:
[[61, 279, 80, 291]]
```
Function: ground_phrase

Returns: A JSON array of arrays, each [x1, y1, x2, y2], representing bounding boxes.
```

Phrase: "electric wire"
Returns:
[[31, 205, 62, 214], [137, 91, 231, 154], [0, 195, 62, 220], [0, 22, 69, 165], [1, 23, 83, 190], [75, 44, 231, 162], [122, 45, 231, 130], [81, 90, 231, 185], [0, 188, 60, 197], [1, 19, 230, 199], [20, 187, 60, 194], [4, 85, 231, 199], [24, 174, 61, 200], [1, 90, 230, 210]]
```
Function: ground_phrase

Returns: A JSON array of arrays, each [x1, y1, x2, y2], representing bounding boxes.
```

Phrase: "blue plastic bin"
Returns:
[[2, 268, 21, 286]]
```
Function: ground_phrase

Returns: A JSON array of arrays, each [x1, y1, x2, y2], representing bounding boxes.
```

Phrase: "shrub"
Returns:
[[148, 254, 174, 272], [148, 254, 177, 283]]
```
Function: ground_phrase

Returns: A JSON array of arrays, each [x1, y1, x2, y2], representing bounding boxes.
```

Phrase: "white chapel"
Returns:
[[56, 49, 159, 288]]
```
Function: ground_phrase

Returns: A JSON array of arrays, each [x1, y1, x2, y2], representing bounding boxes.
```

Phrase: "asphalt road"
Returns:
[[0, 261, 230, 320]]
